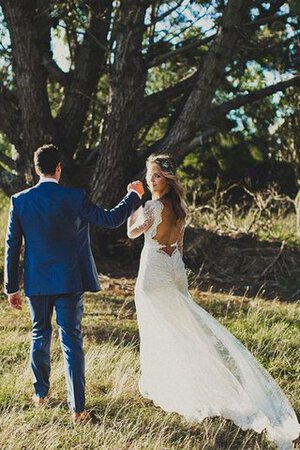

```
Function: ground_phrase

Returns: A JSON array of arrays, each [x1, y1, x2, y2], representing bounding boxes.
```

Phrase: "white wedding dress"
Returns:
[[127, 199, 300, 450]]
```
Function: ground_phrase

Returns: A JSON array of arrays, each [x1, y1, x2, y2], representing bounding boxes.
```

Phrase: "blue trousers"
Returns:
[[27, 292, 85, 413]]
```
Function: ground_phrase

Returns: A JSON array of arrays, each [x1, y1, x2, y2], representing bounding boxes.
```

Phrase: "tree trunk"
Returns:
[[2, 0, 56, 183], [91, 0, 149, 205], [56, 1, 112, 164]]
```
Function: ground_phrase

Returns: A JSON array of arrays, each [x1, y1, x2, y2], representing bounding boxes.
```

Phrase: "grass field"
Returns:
[[0, 199, 299, 449], [0, 278, 299, 450]]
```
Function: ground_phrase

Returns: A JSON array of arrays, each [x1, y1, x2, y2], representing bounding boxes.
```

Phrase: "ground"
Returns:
[[0, 275, 299, 450]]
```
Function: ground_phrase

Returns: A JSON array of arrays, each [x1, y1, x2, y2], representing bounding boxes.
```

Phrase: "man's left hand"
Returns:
[[8, 292, 22, 310]]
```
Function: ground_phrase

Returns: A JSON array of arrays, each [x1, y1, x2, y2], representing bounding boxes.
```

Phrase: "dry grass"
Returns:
[[0, 191, 299, 449], [184, 187, 300, 300], [0, 279, 299, 450]]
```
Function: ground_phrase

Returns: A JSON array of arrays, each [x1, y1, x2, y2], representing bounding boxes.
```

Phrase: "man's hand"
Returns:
[[8, 292, 22, 310], [127, 180, 144, 199]]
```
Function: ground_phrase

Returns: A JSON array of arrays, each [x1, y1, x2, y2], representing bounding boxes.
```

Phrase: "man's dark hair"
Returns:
[[34, 144, 60, 175]]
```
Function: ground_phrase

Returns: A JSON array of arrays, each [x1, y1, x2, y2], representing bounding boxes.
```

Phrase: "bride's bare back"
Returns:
[[127, 198, 185, 256], [153, 199, 184, 255]]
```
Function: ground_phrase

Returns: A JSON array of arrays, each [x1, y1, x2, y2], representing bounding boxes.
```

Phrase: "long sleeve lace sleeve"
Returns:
[[177, 222, 185, 257], [127, 201, 155, 239]]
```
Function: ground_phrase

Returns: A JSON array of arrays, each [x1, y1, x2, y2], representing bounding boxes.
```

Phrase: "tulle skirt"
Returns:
[[134, 245, 300, 450]]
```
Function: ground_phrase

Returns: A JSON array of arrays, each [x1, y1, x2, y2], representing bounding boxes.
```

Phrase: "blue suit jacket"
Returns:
[[4, 182, 141, 296]]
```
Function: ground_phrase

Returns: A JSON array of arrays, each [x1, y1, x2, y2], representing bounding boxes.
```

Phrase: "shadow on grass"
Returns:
[[88, 395, 276, 450]]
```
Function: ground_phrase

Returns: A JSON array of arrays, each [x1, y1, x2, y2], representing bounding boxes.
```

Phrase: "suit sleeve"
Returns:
[[79, 191, 142, 228], [4, 197, 23, 294]]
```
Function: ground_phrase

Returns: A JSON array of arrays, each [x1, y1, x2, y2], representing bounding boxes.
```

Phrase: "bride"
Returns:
[[127, 154, 300, 450]]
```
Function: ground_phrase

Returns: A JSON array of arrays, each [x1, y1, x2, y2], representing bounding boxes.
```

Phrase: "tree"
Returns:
[[0, 0, 299, 210]]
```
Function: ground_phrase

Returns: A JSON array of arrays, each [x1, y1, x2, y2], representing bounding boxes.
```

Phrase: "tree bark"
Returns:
[[157, 0, 250, 155], [2, 0, 56, 183], [56, 1, 112, 163], [0, 84, 22, 149], [0, 166, 27, 196], [91, 0, 149, 205]]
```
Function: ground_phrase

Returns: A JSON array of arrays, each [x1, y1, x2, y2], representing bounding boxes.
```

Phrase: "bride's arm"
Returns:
[[127, 201, 155, 239], [177, 222, 185, 257]]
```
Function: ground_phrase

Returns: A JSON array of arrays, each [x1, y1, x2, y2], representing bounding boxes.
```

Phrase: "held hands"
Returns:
[[127, 180, 144, 199], [8, 292, 22, 310]]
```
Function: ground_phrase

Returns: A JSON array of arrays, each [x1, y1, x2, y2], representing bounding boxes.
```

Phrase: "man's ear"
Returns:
[[34, 166, 40, 177]]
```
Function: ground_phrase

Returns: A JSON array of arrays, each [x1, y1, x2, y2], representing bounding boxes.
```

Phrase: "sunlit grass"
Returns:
[[190, 205, 300, 249], [0, 286, 298, 450]]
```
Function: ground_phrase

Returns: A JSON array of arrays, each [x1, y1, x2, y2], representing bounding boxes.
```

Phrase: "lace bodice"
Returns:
[[127, 199, 185, 255]]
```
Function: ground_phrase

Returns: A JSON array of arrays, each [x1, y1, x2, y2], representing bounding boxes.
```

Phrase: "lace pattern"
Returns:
[[127, 200, 159, 240], [127, 198, 300, 450], [128, 199, 185, 255]]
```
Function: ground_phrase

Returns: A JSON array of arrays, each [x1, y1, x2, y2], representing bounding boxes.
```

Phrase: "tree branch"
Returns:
[[138, 1, 299, 165], [148, 34, 215, 68], [0, 152, 17, 170], [172, 76, 300, 162], [178, 77, 299, 164], [136, 126, 218, 171], [147, 10, 294, 68], [259, 0, 287, 17], [208, 75, 300, 123], [57, 0, 112, 160], [0, 166, 27, 197], [136, 72, 198, 130], [155, 0, 251, 153], [244, 12, 291, 29], [145, 0, 184, 28], [138, 30, 299, 131], [41, 53, 70, 86], [0, 84, 22, 149]]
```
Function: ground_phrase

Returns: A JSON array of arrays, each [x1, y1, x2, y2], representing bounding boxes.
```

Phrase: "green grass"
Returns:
[[0, 285, 299, 450]]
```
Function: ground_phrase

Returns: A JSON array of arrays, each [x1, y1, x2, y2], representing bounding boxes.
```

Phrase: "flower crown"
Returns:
[[154, 157, 176, 174]]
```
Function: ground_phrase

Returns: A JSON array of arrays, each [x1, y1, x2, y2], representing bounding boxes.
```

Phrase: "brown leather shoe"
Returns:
[[72, 410, 91, 424], [32, 394, 48, 407]]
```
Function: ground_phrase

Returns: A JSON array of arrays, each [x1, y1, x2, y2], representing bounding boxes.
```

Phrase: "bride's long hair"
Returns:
[[146, 154, 187, 221]]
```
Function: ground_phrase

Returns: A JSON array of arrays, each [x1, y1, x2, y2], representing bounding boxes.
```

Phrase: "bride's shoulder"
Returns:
[[144, 199, 162, 209], [143, 199, 163, 217]]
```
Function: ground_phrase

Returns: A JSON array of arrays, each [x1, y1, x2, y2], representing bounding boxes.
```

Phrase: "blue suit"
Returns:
[[4, 181, 141, 411]]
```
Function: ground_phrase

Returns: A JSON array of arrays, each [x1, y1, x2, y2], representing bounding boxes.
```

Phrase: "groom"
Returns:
[[4, 144, 144, 422]]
